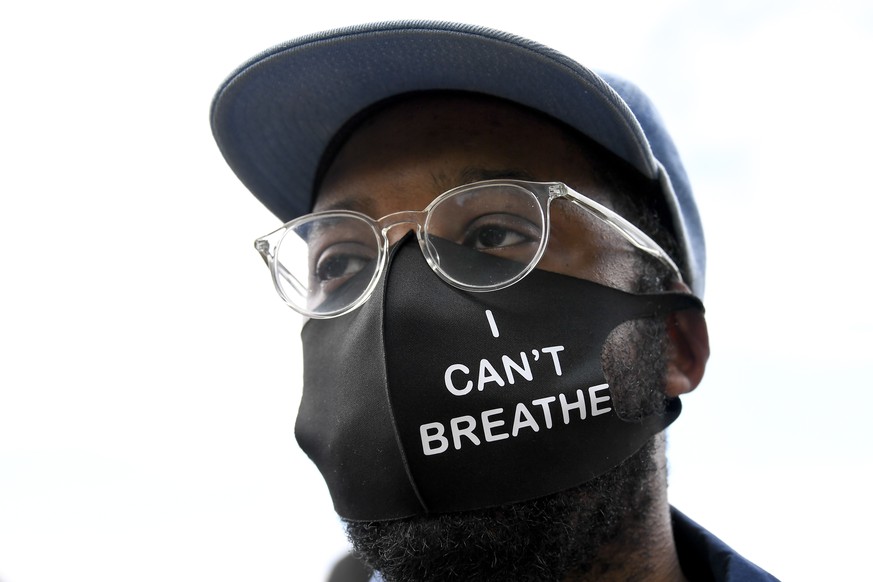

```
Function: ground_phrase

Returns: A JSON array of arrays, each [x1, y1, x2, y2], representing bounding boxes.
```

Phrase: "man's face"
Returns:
[[312, 94, 672, 581]]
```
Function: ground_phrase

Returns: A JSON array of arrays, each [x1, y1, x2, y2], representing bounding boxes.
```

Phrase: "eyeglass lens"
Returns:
[[274, 184, 548, 316]]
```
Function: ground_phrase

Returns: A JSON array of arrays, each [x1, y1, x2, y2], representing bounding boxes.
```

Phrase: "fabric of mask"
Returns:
[[296, 236, 703, 521]]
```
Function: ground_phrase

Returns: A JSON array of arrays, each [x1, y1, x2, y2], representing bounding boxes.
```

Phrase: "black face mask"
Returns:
[[296, 237, 703, 521]]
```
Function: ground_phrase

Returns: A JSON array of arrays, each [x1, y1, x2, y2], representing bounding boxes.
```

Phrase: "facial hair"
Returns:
[[344, 316, 669, 582]]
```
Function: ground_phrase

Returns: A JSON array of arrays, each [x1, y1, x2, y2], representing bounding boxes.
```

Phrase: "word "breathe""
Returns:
[[419, 384, 612, 456]]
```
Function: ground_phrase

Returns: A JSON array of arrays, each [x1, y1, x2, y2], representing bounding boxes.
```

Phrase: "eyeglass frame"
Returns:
[[255, 179, 683, 318]]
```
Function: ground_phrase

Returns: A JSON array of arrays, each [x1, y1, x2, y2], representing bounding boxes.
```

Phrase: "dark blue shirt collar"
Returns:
[[672, 507, 780, 581]]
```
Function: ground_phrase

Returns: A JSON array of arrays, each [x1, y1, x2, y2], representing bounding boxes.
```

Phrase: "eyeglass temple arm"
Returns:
[[256, 238, 310, 298], [559, 186, 684, 282]]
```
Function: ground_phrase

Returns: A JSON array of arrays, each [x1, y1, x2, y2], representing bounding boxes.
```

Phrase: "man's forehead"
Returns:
[[323, 92, 581, 151], [314, 93, 604, 212]]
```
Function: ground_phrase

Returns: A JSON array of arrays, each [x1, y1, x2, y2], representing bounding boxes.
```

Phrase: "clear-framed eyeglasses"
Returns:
[[255, 179, 683, 319]]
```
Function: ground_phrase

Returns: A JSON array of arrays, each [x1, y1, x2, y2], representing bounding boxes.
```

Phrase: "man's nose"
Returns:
[[385, 226, 416, 246]]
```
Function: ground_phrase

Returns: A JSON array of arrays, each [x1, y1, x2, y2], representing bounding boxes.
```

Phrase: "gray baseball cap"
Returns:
[[211, 20, 705, 296]]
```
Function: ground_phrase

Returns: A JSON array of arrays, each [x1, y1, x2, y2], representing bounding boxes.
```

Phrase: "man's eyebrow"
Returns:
[[318, 168, 538, 213], [457, 167, 538, 184], [431, 167, 538, 196], [315, 194, 379, 214]]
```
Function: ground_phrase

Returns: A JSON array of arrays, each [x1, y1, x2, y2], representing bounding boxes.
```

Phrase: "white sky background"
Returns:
[[1, 1, 871, 580]]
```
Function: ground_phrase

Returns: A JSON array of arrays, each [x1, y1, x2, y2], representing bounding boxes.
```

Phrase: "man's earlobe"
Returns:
[[664, 291, 710, 397]]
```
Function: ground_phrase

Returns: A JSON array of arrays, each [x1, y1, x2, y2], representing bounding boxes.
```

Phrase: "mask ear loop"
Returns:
[[609, 288, 704, 417]]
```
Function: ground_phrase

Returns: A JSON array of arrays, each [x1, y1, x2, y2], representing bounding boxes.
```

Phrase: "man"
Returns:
[[212, 21, 777, 582]]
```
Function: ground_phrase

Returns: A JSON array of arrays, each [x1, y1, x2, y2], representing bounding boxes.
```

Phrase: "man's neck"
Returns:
[[565, 436, 687, 582]]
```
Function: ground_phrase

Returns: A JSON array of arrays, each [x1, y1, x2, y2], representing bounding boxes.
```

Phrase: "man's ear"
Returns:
[[664, 285, 710, 397]]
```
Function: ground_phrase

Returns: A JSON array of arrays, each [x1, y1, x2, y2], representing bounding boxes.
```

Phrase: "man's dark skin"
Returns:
[[314, 93, 710, 582]]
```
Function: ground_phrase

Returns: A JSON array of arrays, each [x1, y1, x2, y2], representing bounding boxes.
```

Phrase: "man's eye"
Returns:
[[461, 214, 539, 250], [466, 225, 528, 249], [315, 254, 371, 282]]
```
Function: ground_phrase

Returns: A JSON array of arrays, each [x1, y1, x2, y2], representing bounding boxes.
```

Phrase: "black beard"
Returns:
[[344, 317, 669, 582]]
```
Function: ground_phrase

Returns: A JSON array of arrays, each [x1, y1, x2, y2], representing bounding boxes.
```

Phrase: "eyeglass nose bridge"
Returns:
[[376, 210, 427, 246]]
